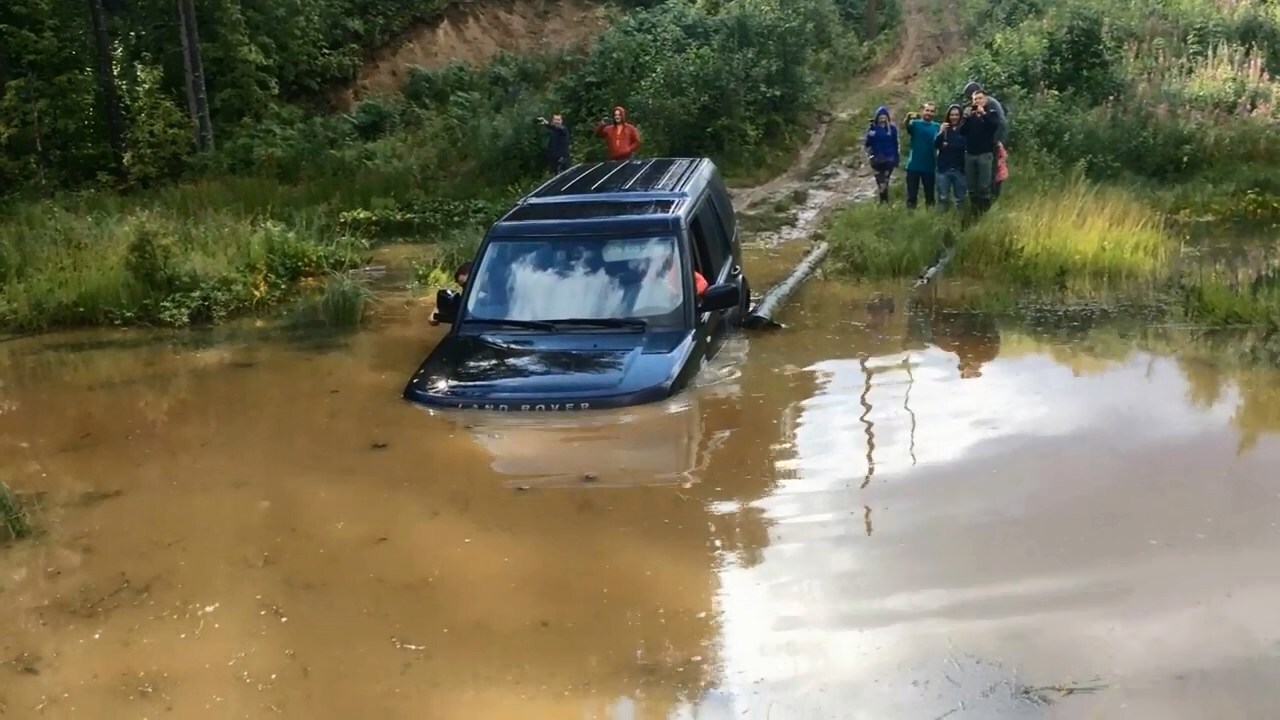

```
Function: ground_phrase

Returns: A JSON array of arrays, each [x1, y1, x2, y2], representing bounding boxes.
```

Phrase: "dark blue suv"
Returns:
[[403, 157, 751, 412]]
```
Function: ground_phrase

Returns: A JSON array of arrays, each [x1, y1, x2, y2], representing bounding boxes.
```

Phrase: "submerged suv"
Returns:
[[403, 157, 751, 412]]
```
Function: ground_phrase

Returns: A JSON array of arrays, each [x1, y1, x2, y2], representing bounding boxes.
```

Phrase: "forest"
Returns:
[[4, 0, 1280, 331], [0, 0, 896, 330]]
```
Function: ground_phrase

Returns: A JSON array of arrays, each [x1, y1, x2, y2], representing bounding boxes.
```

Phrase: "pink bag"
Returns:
[[995, 143, 1009, 183]]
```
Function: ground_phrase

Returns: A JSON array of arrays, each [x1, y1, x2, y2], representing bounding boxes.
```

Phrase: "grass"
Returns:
[[1, 481, 33, 543], [1155, 164, 1280, 228], [1174, 264, 1280, 327], [825, 201, 952, 277], [827, 170, 1175, 285], [823, 162, 1280, 327], [0, 200, 372, 332], [314, 273, 376, 328], [959, 176, 1172, 285]]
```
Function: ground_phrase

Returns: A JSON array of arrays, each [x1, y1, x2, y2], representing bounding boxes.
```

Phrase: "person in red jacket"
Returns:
[[596, 106, 642, 161]]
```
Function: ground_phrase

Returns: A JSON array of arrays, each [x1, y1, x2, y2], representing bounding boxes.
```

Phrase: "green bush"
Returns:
[[212, 0, 882, 196], [915, 0, 1280, 187]]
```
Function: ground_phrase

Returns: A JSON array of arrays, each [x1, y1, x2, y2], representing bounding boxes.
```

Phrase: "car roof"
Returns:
[[490, 158, 716, 236]]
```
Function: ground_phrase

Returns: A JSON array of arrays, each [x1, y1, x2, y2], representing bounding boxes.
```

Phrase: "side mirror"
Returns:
[[697, 282, 740, 313], [435, 288, 461, 324]]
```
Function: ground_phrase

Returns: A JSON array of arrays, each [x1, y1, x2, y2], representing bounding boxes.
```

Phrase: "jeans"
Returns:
[[936, 169, 965, 209], [905, 170, 936, 208], [964, 153, 994, 208]]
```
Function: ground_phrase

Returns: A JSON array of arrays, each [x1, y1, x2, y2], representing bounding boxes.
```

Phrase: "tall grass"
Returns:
[[0, 204, 370, 331], [315, 273, 376, 328], [824, 203, 952, 278], [826, 171, 1174, 287], [958, 176, 1172, 285]]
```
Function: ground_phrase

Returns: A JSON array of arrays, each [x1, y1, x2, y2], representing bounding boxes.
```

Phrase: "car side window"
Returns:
[[691, 199, 728, 278], [689, 216, 713, 277], [709, 180, 737, 245]]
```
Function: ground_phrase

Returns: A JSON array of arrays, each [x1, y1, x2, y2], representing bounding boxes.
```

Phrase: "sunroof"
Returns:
[[533, 158, 700, 197], [505, 200, 678, 222]]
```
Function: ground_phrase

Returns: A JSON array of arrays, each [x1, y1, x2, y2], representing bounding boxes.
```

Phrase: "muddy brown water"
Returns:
[[4, 273, 1280, 719]]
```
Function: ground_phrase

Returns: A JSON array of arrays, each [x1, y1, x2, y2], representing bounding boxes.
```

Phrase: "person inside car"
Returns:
[[658, 250, 707, 299], [428, 261, 472, 326]]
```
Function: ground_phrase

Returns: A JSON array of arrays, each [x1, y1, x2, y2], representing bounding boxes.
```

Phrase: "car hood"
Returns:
[[405, 331, 691, 408]]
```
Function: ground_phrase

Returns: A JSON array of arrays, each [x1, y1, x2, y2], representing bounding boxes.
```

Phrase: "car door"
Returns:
[[707, 176, 744, 287], [689, 195, 732, 357]]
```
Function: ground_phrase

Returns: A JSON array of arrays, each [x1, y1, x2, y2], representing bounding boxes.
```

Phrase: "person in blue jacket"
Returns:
[[864, 105, 899, 204]]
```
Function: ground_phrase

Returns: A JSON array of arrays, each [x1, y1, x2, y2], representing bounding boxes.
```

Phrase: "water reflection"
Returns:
[[706, 285, 1280, 718], [7, 284, 1280, 718]]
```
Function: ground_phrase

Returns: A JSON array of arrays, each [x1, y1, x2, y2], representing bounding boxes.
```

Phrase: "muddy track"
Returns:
[[731, 0, 963, 247]]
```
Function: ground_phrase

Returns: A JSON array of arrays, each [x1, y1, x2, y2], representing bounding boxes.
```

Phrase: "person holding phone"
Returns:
[[902, 103, 941, 209], [960, 89, 1000, 214], [537, 113, 571, 174], [934, 104, 967, 211], [595, 106, 641, 161]]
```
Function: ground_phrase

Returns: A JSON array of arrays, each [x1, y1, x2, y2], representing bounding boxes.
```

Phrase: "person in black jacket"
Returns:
[[933, 104, 967, 211], [960, 89, 1000, 214], [538, 113, 571, 174]]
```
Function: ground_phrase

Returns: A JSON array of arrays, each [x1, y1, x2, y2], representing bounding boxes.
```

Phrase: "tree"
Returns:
[[89, 0, 128, 180], [177, 0, 214, 151]]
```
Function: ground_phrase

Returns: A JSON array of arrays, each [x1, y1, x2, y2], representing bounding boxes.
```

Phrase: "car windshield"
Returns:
[[462, 235, 691, 327]]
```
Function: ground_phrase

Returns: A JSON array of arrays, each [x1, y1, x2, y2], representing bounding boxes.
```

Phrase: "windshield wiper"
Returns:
[[545, 318, 648, 331], [465, 318, 557, 331]]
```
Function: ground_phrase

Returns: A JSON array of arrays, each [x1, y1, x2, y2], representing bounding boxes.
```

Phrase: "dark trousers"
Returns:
[[905, 170, 936, 208], [871, 160, 895, 204], [547, 155, 569, 175], [964, 152, 994, 215]]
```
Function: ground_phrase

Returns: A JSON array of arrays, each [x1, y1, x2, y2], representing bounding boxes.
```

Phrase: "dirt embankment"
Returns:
[[332, 0, 610, 111]]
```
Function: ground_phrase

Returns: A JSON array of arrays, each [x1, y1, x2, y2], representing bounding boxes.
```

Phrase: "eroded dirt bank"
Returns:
[[333, 0, 610, 110]]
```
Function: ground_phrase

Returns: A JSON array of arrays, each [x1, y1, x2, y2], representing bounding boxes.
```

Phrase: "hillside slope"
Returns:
[[334, 0, 610, 110]]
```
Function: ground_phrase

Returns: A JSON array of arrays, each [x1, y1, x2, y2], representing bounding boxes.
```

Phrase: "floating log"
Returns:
[[743, 241, 830, 330]]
